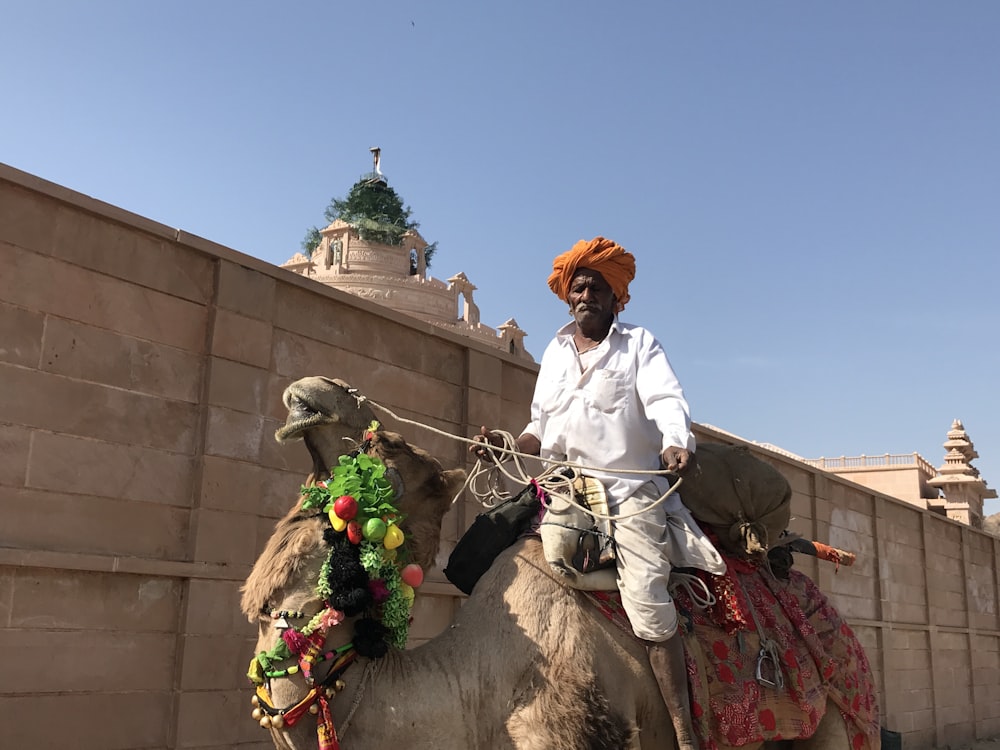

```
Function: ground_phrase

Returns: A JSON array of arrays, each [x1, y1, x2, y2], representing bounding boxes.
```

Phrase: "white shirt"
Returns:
[[521, 318, 695, 506]]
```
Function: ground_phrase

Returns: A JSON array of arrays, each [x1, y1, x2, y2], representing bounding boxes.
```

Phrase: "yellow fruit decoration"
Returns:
[[400, 583, 415, 602], [383, 524, 405, 550], [328, 509, 348, 532]]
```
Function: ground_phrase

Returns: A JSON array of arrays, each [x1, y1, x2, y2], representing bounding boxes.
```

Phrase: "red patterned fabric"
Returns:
[[589, 590, 632, 632], [586, 561, 880, 749], [682, 563, 879, 749], [315, 693, 339, 750]]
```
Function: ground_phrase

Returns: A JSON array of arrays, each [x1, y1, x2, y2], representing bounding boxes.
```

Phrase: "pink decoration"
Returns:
[[320, 608, 345, 629], [281, 628, 309, 654], [369, 579, 390, 603]]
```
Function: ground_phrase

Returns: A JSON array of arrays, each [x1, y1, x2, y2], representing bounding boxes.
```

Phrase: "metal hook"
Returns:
[[755, 641, 785, 690]]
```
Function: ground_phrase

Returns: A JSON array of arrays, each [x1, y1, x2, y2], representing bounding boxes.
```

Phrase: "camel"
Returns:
[[241, 376, 880, 750]]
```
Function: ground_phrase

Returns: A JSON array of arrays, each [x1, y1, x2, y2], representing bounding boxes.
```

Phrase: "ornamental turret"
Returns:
[[927, 420, 996, 529]]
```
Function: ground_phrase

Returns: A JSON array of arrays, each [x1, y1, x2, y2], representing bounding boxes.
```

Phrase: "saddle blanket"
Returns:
[[589, 559, 879, 749]]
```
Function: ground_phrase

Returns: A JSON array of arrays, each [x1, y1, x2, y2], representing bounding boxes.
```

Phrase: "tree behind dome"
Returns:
[[302, 177, 437, 266]]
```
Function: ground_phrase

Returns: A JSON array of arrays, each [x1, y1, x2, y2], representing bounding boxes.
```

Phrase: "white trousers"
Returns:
[[612, 482, 725, 642]]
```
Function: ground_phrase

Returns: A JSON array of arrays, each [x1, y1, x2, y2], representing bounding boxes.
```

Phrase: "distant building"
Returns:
[[710, 420, 996, 530], [800, 452, 939, 508], [802, 420, 996, 529], [280, 155, 532, 361]]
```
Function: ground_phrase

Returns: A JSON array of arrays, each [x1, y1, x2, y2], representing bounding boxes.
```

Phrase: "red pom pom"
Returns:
[[281, 628, 309, 654]]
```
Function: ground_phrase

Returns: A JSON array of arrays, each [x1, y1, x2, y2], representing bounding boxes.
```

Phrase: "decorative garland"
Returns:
[[248, 430, 426, 739], [305, 445, 424, 650]]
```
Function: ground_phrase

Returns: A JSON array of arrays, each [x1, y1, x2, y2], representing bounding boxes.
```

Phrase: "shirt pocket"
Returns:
[[589, 369, 628, 412]]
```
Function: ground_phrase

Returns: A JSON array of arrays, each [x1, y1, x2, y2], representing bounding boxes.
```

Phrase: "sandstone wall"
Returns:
[[2, 162, 997, 748], [0, 163, 535, 749]]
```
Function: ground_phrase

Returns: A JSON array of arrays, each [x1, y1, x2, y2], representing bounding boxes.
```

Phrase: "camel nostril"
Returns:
[[286, 396, 318, 423]]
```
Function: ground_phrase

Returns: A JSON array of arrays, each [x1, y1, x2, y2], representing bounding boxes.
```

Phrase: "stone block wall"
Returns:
[[2, 162, 998, 748], [0, 163, 535, 749]]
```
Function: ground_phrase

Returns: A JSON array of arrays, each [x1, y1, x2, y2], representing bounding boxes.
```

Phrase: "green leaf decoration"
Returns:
[[300, 453, 405, 528], [292, 450, 416, 656]]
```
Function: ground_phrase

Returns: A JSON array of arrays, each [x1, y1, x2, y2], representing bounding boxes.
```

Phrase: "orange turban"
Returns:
[[547, 237, 636, 313]]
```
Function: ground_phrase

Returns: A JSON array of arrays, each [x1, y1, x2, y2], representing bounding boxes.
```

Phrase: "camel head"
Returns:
[[275, 376, 378, 481], [240, 378, 467, 747], [363, 430, 465, 570], [270, 375, 465, 570], [242, 377, 466, 621]]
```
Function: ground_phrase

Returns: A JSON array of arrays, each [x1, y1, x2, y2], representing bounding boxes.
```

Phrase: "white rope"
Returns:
[[462, 429, 536, 508], [668, 572, 716, 610], [346, 389, 682, 522], [472, 436, 684, 523], [339, 659, 379, 737], [350, 388, 674, 476]]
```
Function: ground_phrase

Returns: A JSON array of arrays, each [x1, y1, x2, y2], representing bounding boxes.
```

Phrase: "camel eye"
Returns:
[[386, 467, 405, 499]]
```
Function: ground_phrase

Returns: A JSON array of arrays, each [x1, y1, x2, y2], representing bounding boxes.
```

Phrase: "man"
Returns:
[[473, 236, 724, 750]]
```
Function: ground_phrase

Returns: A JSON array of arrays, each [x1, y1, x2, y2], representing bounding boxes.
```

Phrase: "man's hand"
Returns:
[[469, 426, 502, 459], [661, 446, 691, 474]]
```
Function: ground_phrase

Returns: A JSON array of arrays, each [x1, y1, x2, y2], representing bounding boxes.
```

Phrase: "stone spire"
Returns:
[[927, 419, 996, 529]]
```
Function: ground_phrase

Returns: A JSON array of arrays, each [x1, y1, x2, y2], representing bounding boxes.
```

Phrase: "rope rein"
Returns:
[[668, 572, 717, 610], [339, 659, 380, 736], [346, 389, 683, 522]]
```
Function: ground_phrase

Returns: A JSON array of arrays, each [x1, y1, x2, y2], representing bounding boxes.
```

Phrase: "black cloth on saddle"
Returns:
[[445, 481, 542, 595], [767, 545, 794, 579]]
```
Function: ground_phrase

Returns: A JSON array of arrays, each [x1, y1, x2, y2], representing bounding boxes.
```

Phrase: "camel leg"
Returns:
[[647, 636, 697, 750]]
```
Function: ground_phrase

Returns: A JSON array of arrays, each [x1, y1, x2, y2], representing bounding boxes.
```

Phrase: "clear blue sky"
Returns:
[[4, 2, 998, 513]]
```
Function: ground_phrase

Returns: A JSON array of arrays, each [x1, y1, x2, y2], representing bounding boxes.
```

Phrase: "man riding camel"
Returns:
[[473, 236, 724, 750]]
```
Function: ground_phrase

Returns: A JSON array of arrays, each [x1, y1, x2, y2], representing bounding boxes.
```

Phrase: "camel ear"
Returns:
[[401, 467, 467, 571], [441, 468, 467, 506]]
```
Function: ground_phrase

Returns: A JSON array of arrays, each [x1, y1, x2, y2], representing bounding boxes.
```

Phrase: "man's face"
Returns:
[[568, 268, 616, 329]]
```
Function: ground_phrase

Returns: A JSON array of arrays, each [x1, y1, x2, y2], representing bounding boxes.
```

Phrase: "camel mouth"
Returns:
[[274, 380, 343, 443], [275, 398, 337, 443]]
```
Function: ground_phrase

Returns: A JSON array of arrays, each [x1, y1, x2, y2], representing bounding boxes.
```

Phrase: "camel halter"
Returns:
[[250, 647, 357, 744], [249, 602, 387, 747]]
